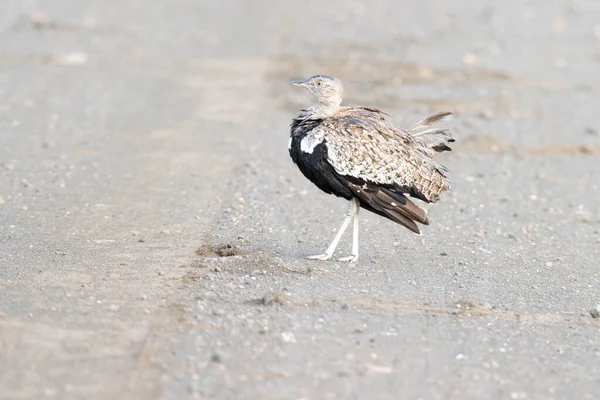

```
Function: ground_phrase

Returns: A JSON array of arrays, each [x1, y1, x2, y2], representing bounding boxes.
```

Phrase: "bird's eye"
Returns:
[[316, 80, 323, 86]]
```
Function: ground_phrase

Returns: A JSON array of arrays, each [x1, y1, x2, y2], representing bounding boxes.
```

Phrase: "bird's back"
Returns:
[[321, 107, 454, 203]]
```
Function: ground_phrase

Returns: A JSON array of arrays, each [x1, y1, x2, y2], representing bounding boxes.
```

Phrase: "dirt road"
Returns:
[[1, 1, 599, 399]]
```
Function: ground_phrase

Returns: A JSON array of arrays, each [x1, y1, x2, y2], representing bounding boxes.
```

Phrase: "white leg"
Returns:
[[306, 199, 356, 261], [338, 199, 359, 262]]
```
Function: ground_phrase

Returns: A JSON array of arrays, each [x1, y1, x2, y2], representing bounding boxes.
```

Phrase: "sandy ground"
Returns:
[[1, 0, 599, 399]]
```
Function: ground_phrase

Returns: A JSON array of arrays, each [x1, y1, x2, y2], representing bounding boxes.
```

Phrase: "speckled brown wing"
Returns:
[[324, 112, 451, 204]]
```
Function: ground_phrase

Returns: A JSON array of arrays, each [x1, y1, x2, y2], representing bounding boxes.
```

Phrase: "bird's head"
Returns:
[[289, 75, 343, 112]]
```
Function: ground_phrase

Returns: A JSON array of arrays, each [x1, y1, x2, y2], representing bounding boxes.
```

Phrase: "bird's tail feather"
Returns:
[[409, 111, 455, 153], [347, 182, 428, 234]]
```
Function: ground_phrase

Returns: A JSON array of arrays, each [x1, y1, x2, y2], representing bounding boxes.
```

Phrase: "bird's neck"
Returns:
[[301, 100, 341, 119]]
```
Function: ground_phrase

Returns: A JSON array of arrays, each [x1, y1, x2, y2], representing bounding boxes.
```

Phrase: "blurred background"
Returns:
[[0, 1, 599, 399]]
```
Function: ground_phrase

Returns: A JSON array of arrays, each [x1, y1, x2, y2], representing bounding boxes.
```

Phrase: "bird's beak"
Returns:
[[288, 79, 308, 87]]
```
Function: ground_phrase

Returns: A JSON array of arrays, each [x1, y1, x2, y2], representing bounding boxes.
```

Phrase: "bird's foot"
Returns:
[[305, 253, 333, 261], [337, 254, 358, 263]]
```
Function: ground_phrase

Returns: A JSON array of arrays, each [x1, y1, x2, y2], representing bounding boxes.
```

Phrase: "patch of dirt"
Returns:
[[459, 134, 504, 153], [190, 239, 306, 275], [194, 246, 296, 275], [453, 299, 488, 312], [166, 303, 194, 314], [186, 260, 210, 268], [181, 271, 206, 283], [195, 242, 246, 257], [248, 292, 288, 306]]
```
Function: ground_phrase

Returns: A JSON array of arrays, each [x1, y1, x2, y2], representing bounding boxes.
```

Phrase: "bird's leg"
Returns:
[[306, 199, 356, 261], [337, 198, 359, 262]]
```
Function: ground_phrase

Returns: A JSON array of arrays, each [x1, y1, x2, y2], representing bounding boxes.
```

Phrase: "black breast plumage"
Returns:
[[289, 118, 354, 200]]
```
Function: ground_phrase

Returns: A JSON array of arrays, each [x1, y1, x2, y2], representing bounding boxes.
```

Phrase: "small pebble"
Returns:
[[281, 332, 297, 343], [55, 52, 88, 66], [261, 294, 274, 305], [261, 292, 284, 306], [590, 305, 600, 318]]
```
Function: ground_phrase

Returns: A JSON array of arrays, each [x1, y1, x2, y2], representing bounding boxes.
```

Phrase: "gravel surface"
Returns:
[[1, 1, 599, 399]]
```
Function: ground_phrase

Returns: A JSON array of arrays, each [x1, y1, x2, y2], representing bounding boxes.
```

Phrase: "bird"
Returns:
[[288, 74, 455, 262]]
